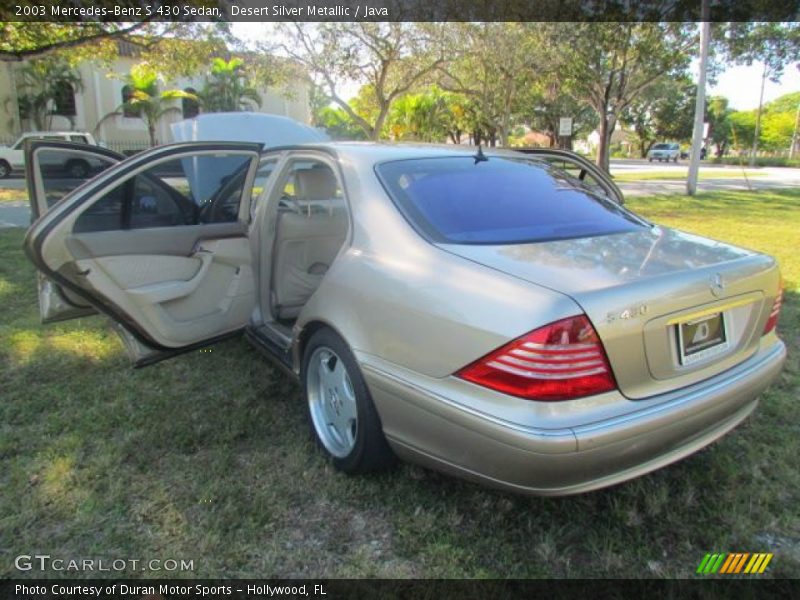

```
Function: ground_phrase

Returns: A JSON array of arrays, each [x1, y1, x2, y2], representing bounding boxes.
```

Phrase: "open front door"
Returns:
[[25, 140, 124, 322], [25, 142, 263, 366]]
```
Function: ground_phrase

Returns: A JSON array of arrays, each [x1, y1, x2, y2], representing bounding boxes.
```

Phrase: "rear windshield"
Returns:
[[375, 156, 645, 244]]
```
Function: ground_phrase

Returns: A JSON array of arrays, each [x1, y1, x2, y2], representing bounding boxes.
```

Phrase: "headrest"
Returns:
[[295, 167, 338, 201]]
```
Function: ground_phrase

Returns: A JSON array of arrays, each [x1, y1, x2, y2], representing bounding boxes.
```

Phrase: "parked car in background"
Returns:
[[648, 142, 681, 162], [0, 131, 98, 178], [22, 116, 785, 496]]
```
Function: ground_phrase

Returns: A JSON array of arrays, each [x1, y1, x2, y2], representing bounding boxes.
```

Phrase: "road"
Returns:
[[610, 158, 800, 196], [2, 159, 799, 229]]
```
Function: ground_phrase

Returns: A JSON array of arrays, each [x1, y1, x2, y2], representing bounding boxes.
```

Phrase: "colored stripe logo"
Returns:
[[696, 553, 773, 574]]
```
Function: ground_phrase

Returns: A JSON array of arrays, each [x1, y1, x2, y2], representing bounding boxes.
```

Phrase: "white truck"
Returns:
[[0, 131, 98, 178]]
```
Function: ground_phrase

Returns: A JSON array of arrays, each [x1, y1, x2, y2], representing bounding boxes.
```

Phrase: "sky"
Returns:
[[232, 23, 799, 109], [708, 63, 800, 110]]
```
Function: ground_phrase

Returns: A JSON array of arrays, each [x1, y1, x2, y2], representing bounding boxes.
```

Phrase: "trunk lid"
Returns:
[[442, 226, 780, 399]]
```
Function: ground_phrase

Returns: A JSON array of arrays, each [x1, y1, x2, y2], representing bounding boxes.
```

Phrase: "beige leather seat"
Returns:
[[272, 167, 348, 320]]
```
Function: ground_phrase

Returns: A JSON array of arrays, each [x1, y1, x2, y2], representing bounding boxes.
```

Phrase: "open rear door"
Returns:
[[515, 148, 625, 205], [25, 140, 124, 322], [24, 142, 263, 366]]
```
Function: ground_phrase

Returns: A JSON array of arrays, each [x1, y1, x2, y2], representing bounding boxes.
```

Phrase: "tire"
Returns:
[[301, 327, 395, 473], [65, 159, 89, 179], [0, 160, 10, 179], [673, 155, 679, 163], [648, 158, 653, 163]]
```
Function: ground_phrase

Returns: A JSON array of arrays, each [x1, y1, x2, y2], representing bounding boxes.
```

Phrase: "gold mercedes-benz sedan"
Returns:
[[23, 129, 786, 496]]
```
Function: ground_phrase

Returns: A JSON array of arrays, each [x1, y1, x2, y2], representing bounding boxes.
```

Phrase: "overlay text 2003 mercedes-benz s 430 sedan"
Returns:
[[23, 138, 786, 496]]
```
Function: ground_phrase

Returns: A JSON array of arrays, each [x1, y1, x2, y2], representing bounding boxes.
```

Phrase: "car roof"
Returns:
[[268, 141, 525, 164], [19, 131, 91, 136]]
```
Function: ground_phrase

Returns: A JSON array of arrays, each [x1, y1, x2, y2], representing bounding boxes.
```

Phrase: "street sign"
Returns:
[[559, 117, 573, 137]]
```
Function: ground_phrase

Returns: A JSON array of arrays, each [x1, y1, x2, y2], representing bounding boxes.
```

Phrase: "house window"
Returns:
[[121, 85, 140, 118], [52, 81, 77, 116], [182, 87, 199, 118]]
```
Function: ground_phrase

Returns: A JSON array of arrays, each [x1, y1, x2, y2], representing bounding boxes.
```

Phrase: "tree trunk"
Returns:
[[372, 109, 388, 141], [148, 121, 157, 147], [596, 110, 612, 172], [498, 127, 508, 147]]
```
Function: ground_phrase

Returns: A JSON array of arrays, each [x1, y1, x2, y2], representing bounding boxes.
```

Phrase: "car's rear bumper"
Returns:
[[360, 339, 786, 496]]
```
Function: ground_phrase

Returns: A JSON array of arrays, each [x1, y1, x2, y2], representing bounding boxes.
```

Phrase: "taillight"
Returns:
[[456, 315, 617, 401], [763, 287, 783, 335]]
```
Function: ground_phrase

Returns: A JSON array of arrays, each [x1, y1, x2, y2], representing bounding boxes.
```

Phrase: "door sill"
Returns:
[[245, 324, 295, 376]]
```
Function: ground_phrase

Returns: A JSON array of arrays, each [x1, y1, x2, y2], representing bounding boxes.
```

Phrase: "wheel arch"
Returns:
[[294, 318, 354, 375]]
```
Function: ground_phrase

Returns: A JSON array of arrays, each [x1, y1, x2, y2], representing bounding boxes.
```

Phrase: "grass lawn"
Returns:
[[0, 187, 26, 203], [612, 169, 764, 182], [1, 189, 798, 579]]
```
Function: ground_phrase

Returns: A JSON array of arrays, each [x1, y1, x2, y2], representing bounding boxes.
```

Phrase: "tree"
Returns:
[[555, 22, 695, 171], [0, 21, 235, 83], [438, 23, 551, 147], [278, 23, 445, 140], [724, 23, 800, 164], [0, 21, 150, 62], [387, 87, 470, 143], [199, 57, 262, 112], [14, 57, 83, 130], [111, 64, 195, 146], [315, 106, 369, 140], [517, 81, 598, 150], [728, 110, 757, 150], [621, 77, 696, 157], [706, 96, 733, 157], [760, 110, 795, 151]]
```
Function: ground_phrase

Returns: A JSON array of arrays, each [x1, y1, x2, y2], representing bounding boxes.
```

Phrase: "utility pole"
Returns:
[[750, 63, 768, 167], [687, 0, 710, 196]]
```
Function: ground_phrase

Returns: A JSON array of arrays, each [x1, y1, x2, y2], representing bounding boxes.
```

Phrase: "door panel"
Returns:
[[24, 140, 124, 323], [26, 142, 263, 365], [72, 237, 254, 347]]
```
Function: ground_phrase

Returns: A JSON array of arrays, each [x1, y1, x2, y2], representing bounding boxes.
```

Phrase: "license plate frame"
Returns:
[[677, 311, 729, 366]]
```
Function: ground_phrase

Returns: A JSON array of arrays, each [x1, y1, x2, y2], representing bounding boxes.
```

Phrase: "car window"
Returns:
[[526, 156, 611, 198], [376, 156, 645, 245], [33, 149, 116, 209], [74, 152, 252, 233], [276, 159, 344, 217], [652, 144, 668, 150], [69, 135, 90, 144], [250, 158, 278, 217]]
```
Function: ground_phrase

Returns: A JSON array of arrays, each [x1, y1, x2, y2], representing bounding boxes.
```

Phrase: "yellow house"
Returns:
[[0, 42, 311, 150]]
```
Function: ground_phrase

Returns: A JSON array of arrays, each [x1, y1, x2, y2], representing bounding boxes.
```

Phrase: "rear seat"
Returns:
[[271, 167, 348, 320]]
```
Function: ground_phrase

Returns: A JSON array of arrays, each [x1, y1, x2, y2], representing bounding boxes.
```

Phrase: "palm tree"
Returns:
[[15, 58, 83, 130], [113, 63, 196, 146], [199, 57, 262, 113]]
